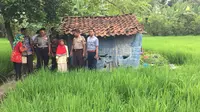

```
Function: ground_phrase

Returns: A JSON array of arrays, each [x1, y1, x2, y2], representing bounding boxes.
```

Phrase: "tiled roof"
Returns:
[[61, 14, 144, 37]]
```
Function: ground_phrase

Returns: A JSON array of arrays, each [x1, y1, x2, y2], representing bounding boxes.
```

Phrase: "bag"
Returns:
[[22, 56, 27, 64]]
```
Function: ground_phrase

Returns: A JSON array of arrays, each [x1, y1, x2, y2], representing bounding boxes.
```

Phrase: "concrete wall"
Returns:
[[63, 33, 143, 69], [97, 33, 142, 69]]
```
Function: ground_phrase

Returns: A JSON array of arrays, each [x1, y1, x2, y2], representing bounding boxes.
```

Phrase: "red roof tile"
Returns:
[[60, 14, 144, 37]]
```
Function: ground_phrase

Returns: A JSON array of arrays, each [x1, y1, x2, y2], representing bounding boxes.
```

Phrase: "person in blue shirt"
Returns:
[[86, 29, 99, 70]]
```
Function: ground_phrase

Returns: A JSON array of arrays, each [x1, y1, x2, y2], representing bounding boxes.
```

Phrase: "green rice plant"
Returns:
[[0, 38, 12, 81], [143, 36, 200, 65], [1, 36, 200, 112], [1, 65, 200, 112]]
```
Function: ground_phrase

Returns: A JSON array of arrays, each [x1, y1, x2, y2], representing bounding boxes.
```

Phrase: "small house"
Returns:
[[60, 14, 144, 69]]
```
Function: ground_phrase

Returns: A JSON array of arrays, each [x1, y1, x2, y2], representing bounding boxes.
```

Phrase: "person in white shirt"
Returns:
[[31, 30, 39, 41], [32, 30, 40, 69], [87, 29, 99, 70]]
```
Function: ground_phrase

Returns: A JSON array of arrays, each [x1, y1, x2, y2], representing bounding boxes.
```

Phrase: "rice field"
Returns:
[[0, 36, 200, 112], [143, 36, 200, 65], [0, 38, 12, 82]]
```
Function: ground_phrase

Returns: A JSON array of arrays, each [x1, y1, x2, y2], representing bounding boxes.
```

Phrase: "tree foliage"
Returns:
[[0, 0, 61, 46], [145, 0, 200, 35], [57, 0, 151, 16], [0, 0, 200, 45]]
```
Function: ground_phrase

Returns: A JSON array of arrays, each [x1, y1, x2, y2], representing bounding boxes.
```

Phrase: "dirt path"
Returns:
[[0, 62, 37, 101], [0, 70, 16, 101], [0, 81, 16, 100]]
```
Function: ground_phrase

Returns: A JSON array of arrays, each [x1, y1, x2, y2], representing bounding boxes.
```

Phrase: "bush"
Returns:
[[191, 15, 200, 35], [140, 52, 168, 66]]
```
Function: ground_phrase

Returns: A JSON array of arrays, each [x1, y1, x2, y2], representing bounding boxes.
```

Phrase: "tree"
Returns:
[[0, 0, 61, 47], [59, 0, 152, 19]]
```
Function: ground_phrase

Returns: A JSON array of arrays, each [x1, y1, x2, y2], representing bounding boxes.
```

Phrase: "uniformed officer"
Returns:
[[34, 28, 51, 68], [70, 29, 86, 69]]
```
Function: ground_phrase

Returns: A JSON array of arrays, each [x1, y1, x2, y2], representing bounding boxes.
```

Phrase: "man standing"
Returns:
[[21, 28, 34, 74], [70, 29, 86, 69], [32, 30, 40, 69], [49, 27, 59, 70], [34, 28, 51, 68], [87, 29, 99, 70], [32, 30, 39, 41]]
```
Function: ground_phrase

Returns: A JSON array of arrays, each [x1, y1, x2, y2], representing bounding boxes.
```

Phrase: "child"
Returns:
[[56, 39, 69, 72]]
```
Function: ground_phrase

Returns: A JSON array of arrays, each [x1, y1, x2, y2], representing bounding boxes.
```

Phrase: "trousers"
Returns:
[[22, 55, 33, 74], [13, 62, 22, 80], [38, 47, 49, 68], [73, 49, 84, 68], [87, 52, 97, 69]]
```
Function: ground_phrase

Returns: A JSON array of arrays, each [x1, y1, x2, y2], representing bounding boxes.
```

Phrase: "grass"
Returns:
[[0, 38, 12, 82], [143, 36, 200, 65], [0, 36, 200, 112]]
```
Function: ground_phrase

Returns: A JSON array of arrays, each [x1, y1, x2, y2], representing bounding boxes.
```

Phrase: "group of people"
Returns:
[[11, 28, 99, 81]]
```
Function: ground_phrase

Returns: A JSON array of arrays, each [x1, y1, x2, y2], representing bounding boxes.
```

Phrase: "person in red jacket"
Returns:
[[11, 34, 27, 81]]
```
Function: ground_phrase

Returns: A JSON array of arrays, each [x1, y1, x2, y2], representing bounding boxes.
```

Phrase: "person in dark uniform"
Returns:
[[34, 28, 51, 69], [49, 27, 59, 71], [70, 29, 86, 69]]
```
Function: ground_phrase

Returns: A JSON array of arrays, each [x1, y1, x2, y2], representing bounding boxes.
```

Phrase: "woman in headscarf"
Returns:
[[56, 39, 69, 72], [11, 34, 27, 81]]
